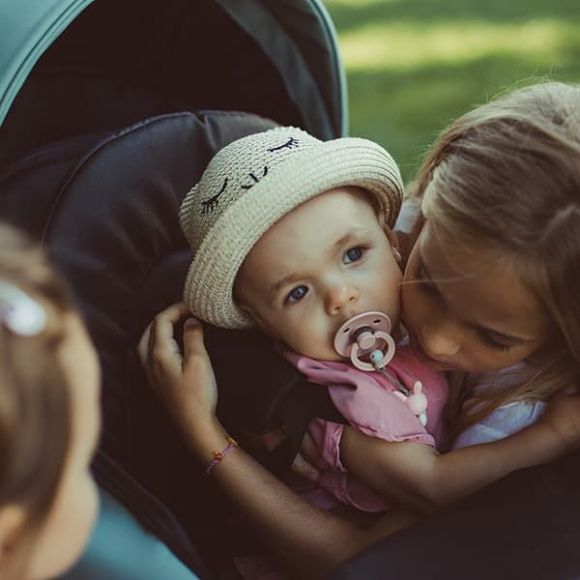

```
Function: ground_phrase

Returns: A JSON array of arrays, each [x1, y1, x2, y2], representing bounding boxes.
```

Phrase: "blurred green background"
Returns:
[[324, 0, 580, 181]]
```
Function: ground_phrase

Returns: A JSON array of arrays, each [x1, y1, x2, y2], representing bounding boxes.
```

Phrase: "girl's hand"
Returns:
[[137, 303, 218, 426], [540, 390, 580, 450]]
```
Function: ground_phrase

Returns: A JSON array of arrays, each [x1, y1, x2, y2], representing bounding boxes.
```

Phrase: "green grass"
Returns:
[[324, 0, 580, 181]]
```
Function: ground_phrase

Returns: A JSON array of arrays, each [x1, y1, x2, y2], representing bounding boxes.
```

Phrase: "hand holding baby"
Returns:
[[138, 302, 219, 436], [540, 388, 580, 451]]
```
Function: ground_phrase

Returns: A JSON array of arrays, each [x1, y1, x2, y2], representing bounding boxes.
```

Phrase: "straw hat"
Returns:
[[180, 126, 403, 328]]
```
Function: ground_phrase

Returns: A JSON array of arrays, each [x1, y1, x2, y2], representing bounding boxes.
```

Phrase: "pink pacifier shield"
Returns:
[[334, 311, 396, 371]]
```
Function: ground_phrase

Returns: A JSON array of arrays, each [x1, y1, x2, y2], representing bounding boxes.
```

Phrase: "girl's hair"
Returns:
[[414, 81, 580, 430], [0, 224, 74, 577]]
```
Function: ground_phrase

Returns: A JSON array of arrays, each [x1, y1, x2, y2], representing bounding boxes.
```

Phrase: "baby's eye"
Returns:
[[285, 285, 308, 304], [343, 246, 365, 264]]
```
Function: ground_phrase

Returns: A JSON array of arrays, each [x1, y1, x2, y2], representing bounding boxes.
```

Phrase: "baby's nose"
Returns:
[[325, 283, 359, 315]]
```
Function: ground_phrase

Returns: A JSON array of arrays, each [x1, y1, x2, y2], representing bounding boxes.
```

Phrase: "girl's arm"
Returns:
[[340, 399, 580, 513], [138, 304, 416, 579]]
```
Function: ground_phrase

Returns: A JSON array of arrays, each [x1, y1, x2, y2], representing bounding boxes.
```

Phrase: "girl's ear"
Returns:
[[0, 505, 26, 569]]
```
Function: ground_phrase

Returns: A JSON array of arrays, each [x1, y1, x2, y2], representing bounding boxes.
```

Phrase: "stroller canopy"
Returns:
[[0, 0, 347, 168]]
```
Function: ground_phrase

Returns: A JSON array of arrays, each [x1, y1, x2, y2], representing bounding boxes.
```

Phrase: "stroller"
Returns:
[[1, 1, 580, 578]]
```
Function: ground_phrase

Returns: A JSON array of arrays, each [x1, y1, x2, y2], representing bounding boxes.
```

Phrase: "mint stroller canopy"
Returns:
[[0, 0, 347, 168]]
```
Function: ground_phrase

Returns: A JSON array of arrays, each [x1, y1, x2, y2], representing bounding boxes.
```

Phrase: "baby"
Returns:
[[179, 127, 448, 512]]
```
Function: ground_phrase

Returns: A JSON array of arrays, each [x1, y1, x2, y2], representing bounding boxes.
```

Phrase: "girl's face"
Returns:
[[26, 313, 101, 579], [403, 221, 551, 373], [236, 188, 402, 361]]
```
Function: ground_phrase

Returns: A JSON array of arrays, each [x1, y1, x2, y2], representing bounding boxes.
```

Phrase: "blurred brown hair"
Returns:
[[0, 223, 74, 577]]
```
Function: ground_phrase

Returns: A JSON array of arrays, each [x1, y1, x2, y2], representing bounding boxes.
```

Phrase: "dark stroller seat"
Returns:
[[1, 108, 343, 573]]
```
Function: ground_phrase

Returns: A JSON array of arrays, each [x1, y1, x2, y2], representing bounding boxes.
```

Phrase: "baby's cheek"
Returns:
[[286, 329, 313, 354]]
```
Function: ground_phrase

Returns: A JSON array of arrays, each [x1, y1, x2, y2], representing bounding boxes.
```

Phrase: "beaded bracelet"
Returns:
[[204, 436, 239, 477]]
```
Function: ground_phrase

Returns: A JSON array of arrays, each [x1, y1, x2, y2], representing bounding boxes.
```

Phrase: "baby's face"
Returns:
[[236, 187, 402, 361]]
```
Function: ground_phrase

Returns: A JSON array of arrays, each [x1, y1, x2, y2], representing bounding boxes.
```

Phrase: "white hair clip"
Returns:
[[0, 281, 47, 336]]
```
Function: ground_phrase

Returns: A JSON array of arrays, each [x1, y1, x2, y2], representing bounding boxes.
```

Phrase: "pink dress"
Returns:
[[235, 346, 448, 580], [286, 345, 448, 512]]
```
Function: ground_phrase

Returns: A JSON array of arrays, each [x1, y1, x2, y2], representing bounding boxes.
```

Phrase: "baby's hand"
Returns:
[[540, 389, 580, 450], [137, 303, 218, 426], [293, 430, 325, 482]]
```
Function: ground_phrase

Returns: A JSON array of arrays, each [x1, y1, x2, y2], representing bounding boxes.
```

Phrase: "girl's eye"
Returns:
[[478, 329, 513, 352], [343, 246, 365, 264], [285, 285, 308, 304]]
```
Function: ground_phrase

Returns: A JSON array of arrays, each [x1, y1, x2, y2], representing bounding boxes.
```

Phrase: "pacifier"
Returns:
[[333, 311, 396, 372]]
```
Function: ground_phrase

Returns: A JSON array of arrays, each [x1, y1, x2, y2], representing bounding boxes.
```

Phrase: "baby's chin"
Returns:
[[291, 345, 345, 362]]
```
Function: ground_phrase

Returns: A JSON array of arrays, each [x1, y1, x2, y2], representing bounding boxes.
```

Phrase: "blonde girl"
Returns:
[[0, 224, 100, 579], [403, 81, 580, 438], [141, 81, 580, 578]]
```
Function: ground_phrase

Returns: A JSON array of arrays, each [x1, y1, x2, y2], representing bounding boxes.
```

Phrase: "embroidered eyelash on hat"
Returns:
[[0, 281, 47, 336], [201, 178, 229, 215], [201, 137, 297, 216], [266, 137, 299, 152], [241, 166, 268, 191]]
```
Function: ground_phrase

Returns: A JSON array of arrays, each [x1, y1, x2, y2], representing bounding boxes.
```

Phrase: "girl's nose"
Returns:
[[421, 319, 461, 360], [325, 282, 359, 316]]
